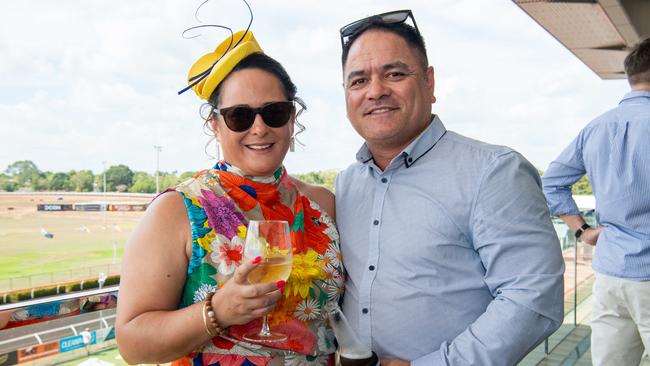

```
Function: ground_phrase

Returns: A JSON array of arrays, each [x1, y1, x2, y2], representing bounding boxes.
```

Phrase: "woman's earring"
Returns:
[[216, 138, 222, 161], [289, 137, 295, 152]]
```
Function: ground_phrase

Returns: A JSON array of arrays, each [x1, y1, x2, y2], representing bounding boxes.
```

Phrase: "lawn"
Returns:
[[56, 347, 126, 366], [56, 346, 171, 366], [0, 194, 151, 291]]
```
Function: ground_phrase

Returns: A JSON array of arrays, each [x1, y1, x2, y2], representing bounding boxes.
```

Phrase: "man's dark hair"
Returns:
[[624, 37, 650, 85], [209, 52, 297, 107], [341, 21, 428, 70]]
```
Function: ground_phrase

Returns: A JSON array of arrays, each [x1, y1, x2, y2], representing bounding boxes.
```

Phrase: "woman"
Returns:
[[116, 30, 343, 366]]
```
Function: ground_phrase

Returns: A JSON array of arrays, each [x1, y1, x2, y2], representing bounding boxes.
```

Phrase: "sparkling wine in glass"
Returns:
[[243, 220, 292, 343]]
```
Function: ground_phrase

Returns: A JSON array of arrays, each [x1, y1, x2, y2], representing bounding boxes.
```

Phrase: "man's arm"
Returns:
[[413, 151, 565, 366], [541, 133, 586, 218], [542, 133, 603, 245], [560, 214, 602, 246]]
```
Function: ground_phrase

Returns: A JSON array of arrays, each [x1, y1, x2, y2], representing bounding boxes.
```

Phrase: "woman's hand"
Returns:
[[212, 257, 286, 327]]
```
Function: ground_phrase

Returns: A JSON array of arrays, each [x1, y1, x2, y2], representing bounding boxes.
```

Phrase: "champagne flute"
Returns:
[[243, 220, 293, 343]]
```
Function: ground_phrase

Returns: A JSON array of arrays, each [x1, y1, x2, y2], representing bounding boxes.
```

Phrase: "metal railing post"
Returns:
[[544, 338, 549, 355], [574, 239, 578, 326]]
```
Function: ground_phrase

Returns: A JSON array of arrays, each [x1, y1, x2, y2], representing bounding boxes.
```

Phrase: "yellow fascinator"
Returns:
[[186, 30, 263, 100]]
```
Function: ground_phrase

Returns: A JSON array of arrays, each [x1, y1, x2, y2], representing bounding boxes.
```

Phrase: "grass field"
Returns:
[[56, 345, 171, 366], [57, 346, 130, 366], [0, 193, 151, 290]]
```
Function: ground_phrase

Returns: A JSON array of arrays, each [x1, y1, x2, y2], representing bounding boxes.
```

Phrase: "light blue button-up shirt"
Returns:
[[335, 116, 565, 365], [543, 90, 650, 280]]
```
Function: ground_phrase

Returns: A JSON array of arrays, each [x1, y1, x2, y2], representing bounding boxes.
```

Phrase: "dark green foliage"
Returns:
[[105, 275, 120, 286], [17, 291, 32, 301], [3, 159, 341, 194], [33, 287, 58, 298], [83, 280, 99, 289], [571, 175, 593, 195], [105, 165, 134, 192], [292, 170, 338, 192]]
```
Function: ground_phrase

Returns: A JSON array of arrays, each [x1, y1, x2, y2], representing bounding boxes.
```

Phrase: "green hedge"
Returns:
[[33, 287, 58, 298], [105, 275, 120, 286], [0, 275, 121, 304]]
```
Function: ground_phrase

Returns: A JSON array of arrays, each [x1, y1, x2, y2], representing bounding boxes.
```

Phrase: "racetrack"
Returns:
[[0, 193, 152, 289]]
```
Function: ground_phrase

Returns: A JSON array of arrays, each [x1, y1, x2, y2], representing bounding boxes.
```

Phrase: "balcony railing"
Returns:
[[0, 286, 119, 364]]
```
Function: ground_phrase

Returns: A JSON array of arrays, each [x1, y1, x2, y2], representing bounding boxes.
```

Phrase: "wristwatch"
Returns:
[[574, 223, 591, 239]]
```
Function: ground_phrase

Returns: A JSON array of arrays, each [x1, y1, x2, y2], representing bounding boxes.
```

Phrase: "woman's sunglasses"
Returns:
[[339, 9, 420, 48], [213, 101, 296, 132]]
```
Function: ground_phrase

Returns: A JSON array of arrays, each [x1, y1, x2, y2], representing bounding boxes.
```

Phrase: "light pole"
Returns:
[[154, 145, 162, 194], [102, 161, 107, 229]]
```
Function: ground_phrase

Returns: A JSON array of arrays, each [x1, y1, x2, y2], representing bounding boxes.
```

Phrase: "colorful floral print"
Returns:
[[173, 162, 344, 366]]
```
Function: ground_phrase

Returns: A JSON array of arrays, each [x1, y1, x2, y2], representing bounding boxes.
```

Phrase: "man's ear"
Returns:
[[427, 65, 436, 104]]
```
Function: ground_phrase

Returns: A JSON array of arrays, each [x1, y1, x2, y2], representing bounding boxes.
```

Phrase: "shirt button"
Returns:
[[373, 220, 379, 226], [381, 178, 388, 183], [362, 308, 369, 314], [407, 157, 413, 163], [369, 265, 375, 271]]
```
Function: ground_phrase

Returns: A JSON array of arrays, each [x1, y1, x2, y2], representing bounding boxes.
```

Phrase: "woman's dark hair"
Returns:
[[624, 37, 650, 85], [208, 52, 298, 107], [202, 52, 306, 158]]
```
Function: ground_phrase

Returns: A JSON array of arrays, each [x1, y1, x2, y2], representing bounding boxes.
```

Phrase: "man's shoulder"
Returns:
[[582, 101, 641, 131], [441, 130, 517, 162], [336, 161, 365, 185]]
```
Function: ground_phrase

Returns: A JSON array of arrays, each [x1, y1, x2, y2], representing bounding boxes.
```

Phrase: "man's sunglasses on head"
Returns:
[[214, 101, 296, 132], [339, 9, 420, 48]]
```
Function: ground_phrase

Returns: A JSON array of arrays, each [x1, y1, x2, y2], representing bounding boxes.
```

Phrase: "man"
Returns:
[[80, 328, 93, 356], [335, 10, 565, 365], [542, 37, 650, 366]]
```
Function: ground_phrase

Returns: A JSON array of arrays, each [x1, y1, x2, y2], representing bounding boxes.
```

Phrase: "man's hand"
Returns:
[[580, 226, 603, 246], [381, 359, 410, 366]]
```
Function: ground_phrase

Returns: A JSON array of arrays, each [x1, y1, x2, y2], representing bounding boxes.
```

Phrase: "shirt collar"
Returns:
[[620, 90, 650, 104], [355, 114, 447, 168]]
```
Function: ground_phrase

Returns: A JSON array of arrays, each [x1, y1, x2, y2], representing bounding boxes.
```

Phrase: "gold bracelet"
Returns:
[[201, 300, 215, 337], [202, 291, 224, 337]]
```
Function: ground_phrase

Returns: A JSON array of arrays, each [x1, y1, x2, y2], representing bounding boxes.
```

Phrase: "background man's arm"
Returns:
[[542, 132, 602, 245]]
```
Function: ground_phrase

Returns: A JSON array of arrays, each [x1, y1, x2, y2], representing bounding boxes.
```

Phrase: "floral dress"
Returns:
[[172, 162, 344, 366]]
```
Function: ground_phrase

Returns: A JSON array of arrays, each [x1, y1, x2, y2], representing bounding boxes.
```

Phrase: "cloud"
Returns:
[[0, 0, 631, 175]]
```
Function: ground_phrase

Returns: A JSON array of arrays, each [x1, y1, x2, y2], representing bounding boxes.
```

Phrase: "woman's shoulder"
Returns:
[[145, 191, 189, 236], [290, 177, 335, 219]]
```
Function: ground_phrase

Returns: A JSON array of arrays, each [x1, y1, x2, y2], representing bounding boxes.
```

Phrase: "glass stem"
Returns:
[[259, 315, 272, 337]]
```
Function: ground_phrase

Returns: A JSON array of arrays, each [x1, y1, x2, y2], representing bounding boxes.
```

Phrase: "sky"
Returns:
[[0, 0, 631, 176]]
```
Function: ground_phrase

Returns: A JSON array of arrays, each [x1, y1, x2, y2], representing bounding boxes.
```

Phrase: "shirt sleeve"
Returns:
[[413, 151, 565, 366], [542, 133, 586, 216]]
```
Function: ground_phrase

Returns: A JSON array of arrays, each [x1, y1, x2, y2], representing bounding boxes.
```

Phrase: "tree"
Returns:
[[0, 173, 17, 192], [48, 172, 72, 191], [293, 172, 324, 185], [572, 175, 593, 195], [129, 172, 156, 193], [292, 170, 337, 192], [31, 172, 49, 191], [4, 160, 41, 188], [160, 172, 181, 191], [180, 171, 198, 180], [105, 165, 134, 191], [70, 170, 95, 192]]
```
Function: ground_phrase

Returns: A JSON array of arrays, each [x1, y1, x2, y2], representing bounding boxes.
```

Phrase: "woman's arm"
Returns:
[[116, 192, 284, 364], [116, 192, 208, 364]]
